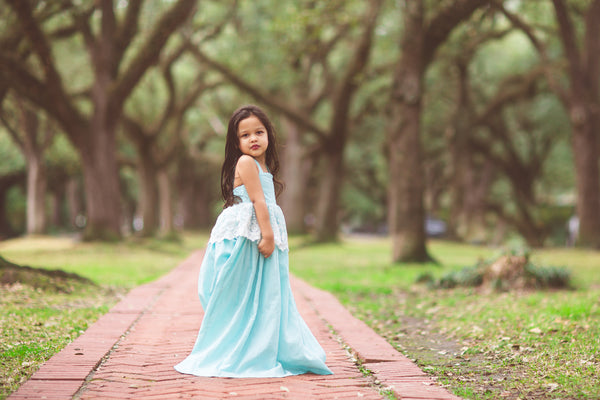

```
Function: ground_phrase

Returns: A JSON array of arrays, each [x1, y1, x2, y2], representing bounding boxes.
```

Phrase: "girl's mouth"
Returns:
[[251, 145, 260, 150]]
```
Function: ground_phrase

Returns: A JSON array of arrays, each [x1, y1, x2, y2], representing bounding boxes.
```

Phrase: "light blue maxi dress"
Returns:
[[174, 159, 332, 378]]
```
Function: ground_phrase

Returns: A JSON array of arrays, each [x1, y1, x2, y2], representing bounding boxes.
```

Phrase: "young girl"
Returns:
[[174, 105, 332, 378]]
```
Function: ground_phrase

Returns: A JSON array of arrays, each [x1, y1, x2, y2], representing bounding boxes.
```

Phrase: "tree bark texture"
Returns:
[[0, 172, 25, 238], [26, 157, 47, 235], [447, 61, 471, 240], [462, 159, 494, 242], [65, 178, 84, 229], [79, 134, 122, 241], [387, 1, 430, 262], [553, 0, 600, 247], [175, 155, 218, 230], [21, 108, 47, 235], [7, 98, 54, 235], [314, 149, 345, 242], [279, 118, 311, 234], [571, 112, 600, 246], [158, 169, 174, 236], [137, 148, 160, 237]]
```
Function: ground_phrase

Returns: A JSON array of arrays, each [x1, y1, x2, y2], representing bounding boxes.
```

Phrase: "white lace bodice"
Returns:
[[208, 165, 288, 251]]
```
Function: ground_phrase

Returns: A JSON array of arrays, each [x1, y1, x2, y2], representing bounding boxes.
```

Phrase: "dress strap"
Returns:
[[253, 158, 266, 173]]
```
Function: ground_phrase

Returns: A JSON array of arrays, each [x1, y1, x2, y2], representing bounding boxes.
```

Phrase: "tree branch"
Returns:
[[115, 0, 143, 65], [423, 0, 489, 65], [552, 0, 583, 79], [190, 0, 238, 43], [69, 5, 96, 56], [472, 67, 544, 127], [0, 108, 25, 151], [112, 0, 197, 110], [583, 0, 600, 92], [6, 0, 65, 89], [186, 44, 328, 140], [0, 53, 86, 141], [493, 2, 569, 105], [335, 0, 383, 104]]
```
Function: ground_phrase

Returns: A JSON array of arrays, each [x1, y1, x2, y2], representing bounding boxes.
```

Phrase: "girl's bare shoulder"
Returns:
[[236, 155, 258, 173]]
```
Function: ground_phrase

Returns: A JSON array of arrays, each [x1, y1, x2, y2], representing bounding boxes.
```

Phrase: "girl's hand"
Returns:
[[258, 235, 275, 258]]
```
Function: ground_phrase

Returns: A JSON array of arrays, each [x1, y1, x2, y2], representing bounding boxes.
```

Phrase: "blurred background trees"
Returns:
[[0, 0, 595, 261]]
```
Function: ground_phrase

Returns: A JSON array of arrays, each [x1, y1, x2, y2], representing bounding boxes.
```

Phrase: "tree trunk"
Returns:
[[65, 177, 84, 229], [447, 62, 471, 239], [552, 0, 600, 247], [462, 159, 493, 243], [0, 189, 14, 239], [279, 118, 310, 234], [137, 150, 159, 237], [175, 156, 215, 230], [387, 97, 430, 261], [80, 127, 122, 241], [571, 108, 600, 246], [49, 185, 66, 229], [314, 149, 344, 242], [158, 169, 175, 236], [387, 1, 432, 262], [0, 172, 24, 238], [25, 152, 47, 235], [14, 100, 49, 235]]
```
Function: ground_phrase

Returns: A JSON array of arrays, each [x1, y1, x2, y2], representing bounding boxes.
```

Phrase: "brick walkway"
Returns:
[[10, 251, 460, 400]]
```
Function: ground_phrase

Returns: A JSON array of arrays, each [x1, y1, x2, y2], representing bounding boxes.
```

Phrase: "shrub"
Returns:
[[427, 249, 571, 291]]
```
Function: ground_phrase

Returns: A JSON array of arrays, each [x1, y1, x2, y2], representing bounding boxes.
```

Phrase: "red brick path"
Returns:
[[10, 251, 460, 400]]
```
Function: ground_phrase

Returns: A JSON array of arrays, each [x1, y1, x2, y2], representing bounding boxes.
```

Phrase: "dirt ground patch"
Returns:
[[0, 255, 93, 292], [346, 288, 593, 400], [386, 314, 537, 399]]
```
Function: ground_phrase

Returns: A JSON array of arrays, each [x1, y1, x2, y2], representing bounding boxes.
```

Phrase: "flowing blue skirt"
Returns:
[[174, 237, 332, 377]]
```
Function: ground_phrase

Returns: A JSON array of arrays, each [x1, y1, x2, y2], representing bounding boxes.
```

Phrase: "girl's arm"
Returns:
[[236, 155, 275, 258]]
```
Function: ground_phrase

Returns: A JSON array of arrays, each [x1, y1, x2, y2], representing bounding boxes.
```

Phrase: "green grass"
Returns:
[[0, 233, 207, 287], [2, 234, 598, 399], [289, 237, 600, 400], [0, 232, 207, 399]]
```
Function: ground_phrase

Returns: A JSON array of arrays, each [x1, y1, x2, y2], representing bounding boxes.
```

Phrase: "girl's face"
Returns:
[[238, 115, 269, 161]]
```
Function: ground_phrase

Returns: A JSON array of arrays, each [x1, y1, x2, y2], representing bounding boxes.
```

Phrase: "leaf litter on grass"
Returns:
[[346, 285, 600, 400], [0, 280, 124, 399], [0, 233, 207, 399], [290, 238, 600, 399]]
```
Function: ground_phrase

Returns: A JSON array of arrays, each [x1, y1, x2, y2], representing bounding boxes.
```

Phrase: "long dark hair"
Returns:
[[221, 105, 283, 208]]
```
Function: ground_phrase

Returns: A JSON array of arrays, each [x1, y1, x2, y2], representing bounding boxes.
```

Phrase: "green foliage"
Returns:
[[0, 232, 208, 286], [0, 0, 589, 249], [433, 265, 483, 289], [0, 132, 25, 175], [46, 134, 80, 173], [5, 187, 25, 233], [428, 247, 572, 290], [524, 263, 572, 289]]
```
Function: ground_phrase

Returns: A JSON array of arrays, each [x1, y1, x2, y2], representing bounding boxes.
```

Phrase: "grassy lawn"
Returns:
[[289, 237, 600, 400], [0, 232, 207, 400], [1, 234, 598, 399]]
